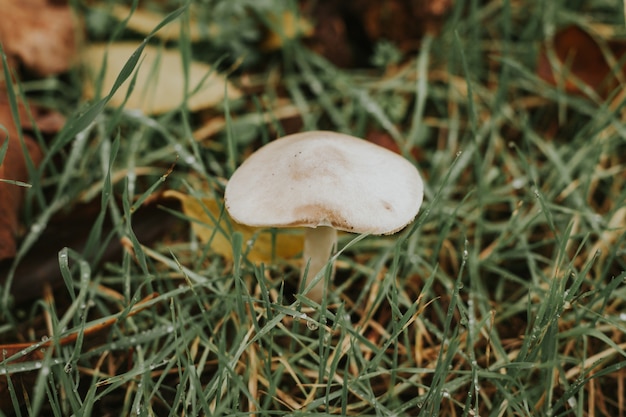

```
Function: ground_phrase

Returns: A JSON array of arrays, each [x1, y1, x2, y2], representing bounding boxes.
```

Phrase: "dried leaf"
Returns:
[[109, 4, 209, 42], [302, 1, 362, 68], [348, 0, 453, 50], [537, 25, 626, 98], [82, 42, 242, 115], [0, 94, 59, 260], [165, 190, 303, 264], [261, 10, 314, 51], [0, 0, 78, 75], [365, 129, 423, 161]]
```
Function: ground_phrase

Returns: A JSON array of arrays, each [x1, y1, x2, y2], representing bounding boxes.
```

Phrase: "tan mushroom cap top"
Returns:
[[224, 131, 424, 235]]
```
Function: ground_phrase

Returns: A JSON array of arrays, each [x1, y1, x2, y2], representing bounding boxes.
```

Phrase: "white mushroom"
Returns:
[[224, 130, 424, 302]]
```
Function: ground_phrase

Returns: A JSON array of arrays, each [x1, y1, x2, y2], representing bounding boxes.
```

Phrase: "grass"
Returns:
[[1, 0, 626, 416]]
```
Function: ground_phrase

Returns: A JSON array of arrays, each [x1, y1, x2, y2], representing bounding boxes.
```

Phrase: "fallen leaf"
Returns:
[[165, 190, 303, 265], [347, 0, 454, 51], [0, 93, 63, 260], [301, 1, 364, 68], [537, 25, 626, 98], [261, 10, 314, 51], [82, 42, 242, 115], [365, 129, 423, 161], [302, 0, 452, 68], [0, 0, 78, 75], [108, 4, 209, 42]]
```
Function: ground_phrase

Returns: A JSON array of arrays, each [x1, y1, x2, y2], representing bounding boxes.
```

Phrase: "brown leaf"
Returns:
[[303, 1, 356, 68], [0, 94, 51, 260], [303, 0, 452, 68], [537, 25, 626, 99], [348, 0, 453, 50], [0, 0, 78, 75], [366, 130, 423, 161]]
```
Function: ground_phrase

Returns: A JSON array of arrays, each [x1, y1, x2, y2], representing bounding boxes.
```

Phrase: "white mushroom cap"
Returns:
[[225, 131, 424, 235]]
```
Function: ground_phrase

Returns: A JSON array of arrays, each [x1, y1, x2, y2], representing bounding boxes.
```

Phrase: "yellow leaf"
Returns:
[[261, 10, 314, 51], [165, 190, 303, 265], [109, 5, 214, 42], [82, 42, 241, 115]]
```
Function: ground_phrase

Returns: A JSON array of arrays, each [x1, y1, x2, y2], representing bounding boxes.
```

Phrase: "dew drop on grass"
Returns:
[[306, 320, 319, 331], [512, 178, 525, 189], [567, 397, 577, 409], [30, 223, 43, 234], [462, 239, 469, 260], [64, 363, 72, 374]]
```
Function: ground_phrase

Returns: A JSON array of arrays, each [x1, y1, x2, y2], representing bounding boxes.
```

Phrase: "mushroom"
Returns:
[[224, 131, 424, 302]]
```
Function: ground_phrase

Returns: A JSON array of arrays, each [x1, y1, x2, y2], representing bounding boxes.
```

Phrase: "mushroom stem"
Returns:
[[301, 226, 337, 301]]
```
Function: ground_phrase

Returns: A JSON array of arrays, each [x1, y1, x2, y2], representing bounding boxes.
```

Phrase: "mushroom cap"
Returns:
[[224, 131, 424, 235]]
